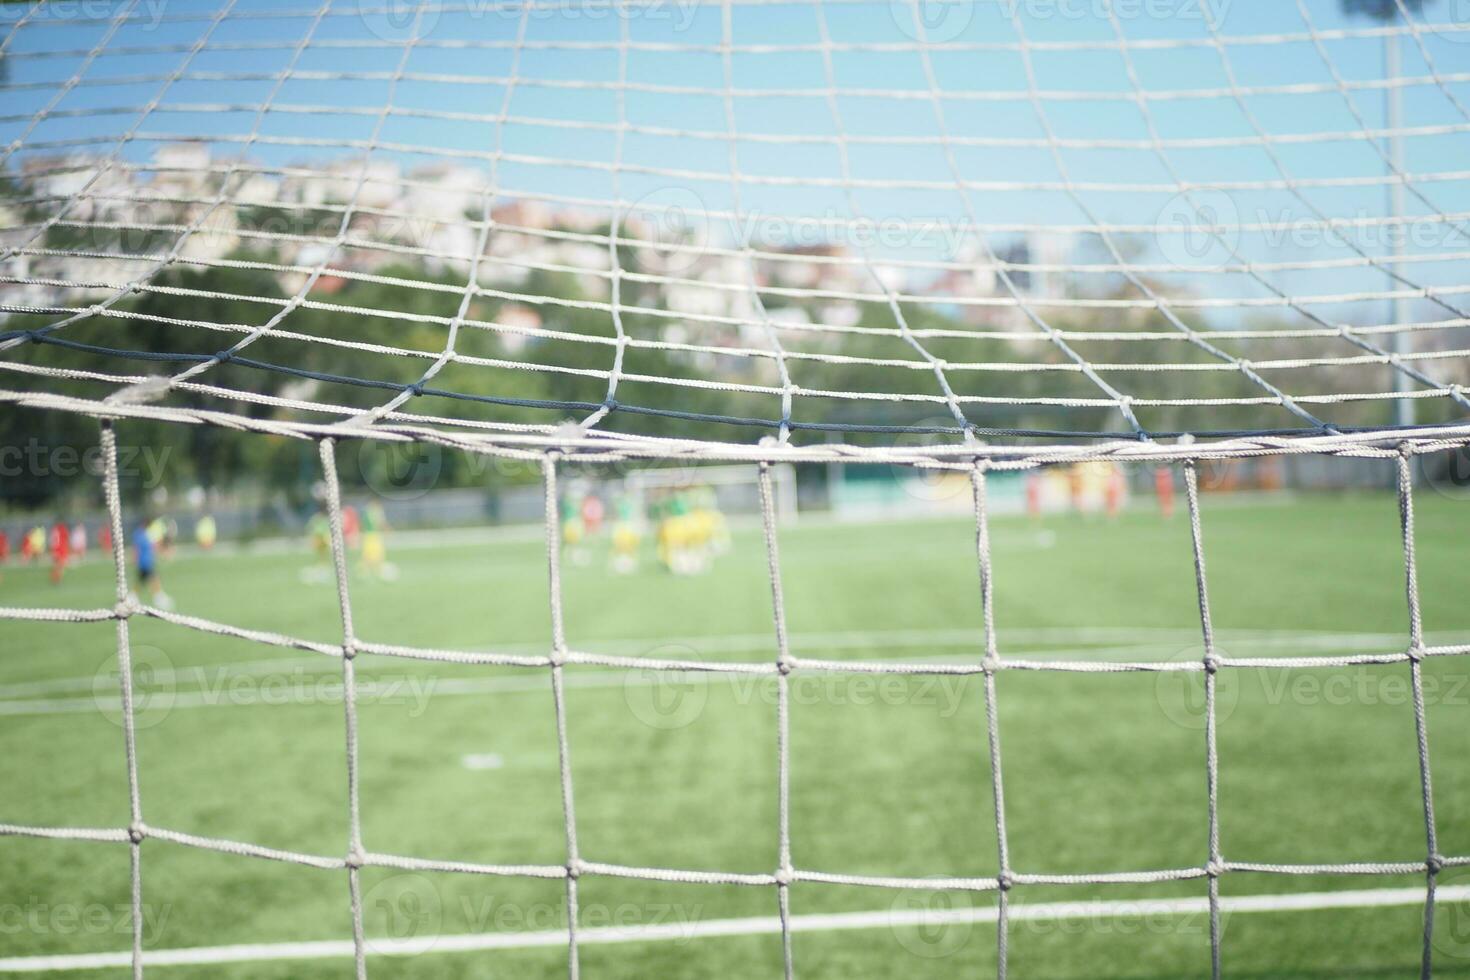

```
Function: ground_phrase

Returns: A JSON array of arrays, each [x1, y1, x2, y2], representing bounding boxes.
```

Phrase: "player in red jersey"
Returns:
[[1154, 466, 1175, 519], [49, 519, 71, 584]]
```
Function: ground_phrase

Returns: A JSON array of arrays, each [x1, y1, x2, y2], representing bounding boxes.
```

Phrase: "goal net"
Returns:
[[1, 0, 1468, 977]]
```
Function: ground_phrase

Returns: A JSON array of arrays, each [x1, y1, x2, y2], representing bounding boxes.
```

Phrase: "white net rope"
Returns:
[[1, 3, 1469, 978], [0, 0, 1468, 459], [0, 432, 1464, 979]]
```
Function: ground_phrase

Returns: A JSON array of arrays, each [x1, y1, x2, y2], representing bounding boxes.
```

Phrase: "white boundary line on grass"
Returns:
[[0, 884, 1464, 972]]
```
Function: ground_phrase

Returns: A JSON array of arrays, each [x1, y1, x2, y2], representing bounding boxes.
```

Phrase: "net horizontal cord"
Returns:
[[16, 158, 1470, 281], [5, 3, 1470, 976], [4, 818, 1460, 892], [13, 82, 1470, 159], [0, 414, 1461, 977], [17, 142, 1470, 240], [7, 8, 1470, 50], [6, 387, 1470, 458], [14, 73, 1470, 119], [5, 600, 1470, 673]]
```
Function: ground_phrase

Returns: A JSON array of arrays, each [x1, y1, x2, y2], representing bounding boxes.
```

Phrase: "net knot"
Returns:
[[24, 330, 43, 344], [1397, 442, 1415, 459], [604, 397, 619, 411], [1428, 854, 1446, 875], [566, 859, 583, 880], [1203, 656, 1221, 675], [774, 867, 794, 887], [342, 640, 358, 661], [128, 822, 147, 845], [981, 655, 1001, 674], [996, 870, 1013, 891], [345, 848, 366, 870], [1206, 860, 1226, 878], [776, 657, 793, 676], [406, 382, 425, 397], [548, 647, 567, 668], [113, 599, 135, 620], [213, 349, 234, 364], [1406, 644, 1424, 664]]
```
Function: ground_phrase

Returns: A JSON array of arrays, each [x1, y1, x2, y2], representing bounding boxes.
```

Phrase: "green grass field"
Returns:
[[2, 487, 1469, 978]]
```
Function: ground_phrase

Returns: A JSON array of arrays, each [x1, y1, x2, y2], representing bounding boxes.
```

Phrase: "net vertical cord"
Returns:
[[100, 421, 146, 980], [758, 461, 797, 979], [317, 438, 369, 979], [1396, 448, 1441, 979], [1184, 461, 1224, 980], [542, 454, 583, 980], [970, 464, 1013, 979]]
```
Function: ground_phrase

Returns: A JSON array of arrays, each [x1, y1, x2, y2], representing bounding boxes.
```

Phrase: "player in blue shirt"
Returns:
[[131, 520, 173, 610]]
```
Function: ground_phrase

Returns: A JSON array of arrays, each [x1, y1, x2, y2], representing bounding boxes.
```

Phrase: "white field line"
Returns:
[[0, 884, 1462, 973]]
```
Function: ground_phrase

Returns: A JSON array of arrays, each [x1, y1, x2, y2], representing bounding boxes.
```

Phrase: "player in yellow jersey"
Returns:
[[360, 501, 396, 581], [609, 494, 641, 575]]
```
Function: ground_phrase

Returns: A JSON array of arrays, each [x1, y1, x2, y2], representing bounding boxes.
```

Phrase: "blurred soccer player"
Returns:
[[301, 509, 332, 584], [49, 519, 70, 584], [23, 525, 44, 563], [609, 494, 641, 574], [342, 504, 361, 551], [1154, 466, 1175, 519], [195, 513, 218, 550], [360, 501, 396, 581], [131, 520, 172, 610]]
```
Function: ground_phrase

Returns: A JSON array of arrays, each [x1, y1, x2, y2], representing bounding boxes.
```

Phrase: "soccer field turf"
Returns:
[[2, 489, 1469, 978]]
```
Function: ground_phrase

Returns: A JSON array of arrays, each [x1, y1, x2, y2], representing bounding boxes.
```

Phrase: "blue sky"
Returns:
[[3, 0, 1469, 320]]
